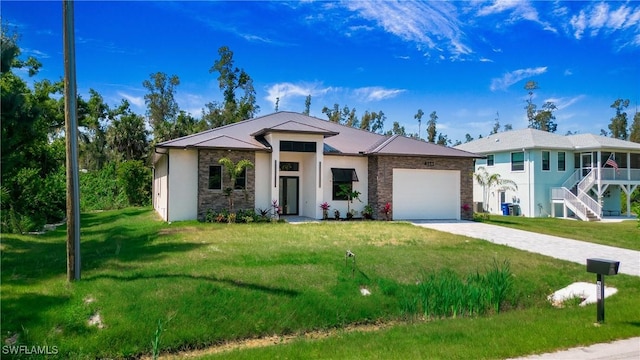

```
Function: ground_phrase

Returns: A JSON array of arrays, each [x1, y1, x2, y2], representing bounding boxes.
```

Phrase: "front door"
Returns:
[[581, 152, 593, 177], [279, 176, 299, 215]]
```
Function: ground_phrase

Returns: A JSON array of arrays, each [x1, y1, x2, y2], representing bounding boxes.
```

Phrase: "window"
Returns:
[[511, 152, 524, 171], [280, 141, 316, 152], [280, 162, 299, 171], [208, 166, 222, 190], [487, 154, 494, 166], [234, 168, 247, 190], [542, 151, 550, 171], [558, 152, 566, 171], [331, 168, 358, 200]]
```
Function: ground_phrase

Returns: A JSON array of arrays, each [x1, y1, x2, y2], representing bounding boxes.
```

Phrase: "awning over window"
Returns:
[[331, 168, 359, 182]]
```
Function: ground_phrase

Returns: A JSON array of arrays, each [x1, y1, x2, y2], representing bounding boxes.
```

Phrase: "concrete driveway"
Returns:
[[412, 220, 640, 277]]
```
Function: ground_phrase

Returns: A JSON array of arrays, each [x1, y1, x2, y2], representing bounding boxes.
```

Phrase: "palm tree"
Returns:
[[218, 157, 254, 212], [473, 167, 518, 213]]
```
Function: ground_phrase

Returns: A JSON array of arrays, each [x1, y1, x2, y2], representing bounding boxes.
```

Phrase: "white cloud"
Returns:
[[265, 82, 333, 109], [570, 10, 587, 39], [117, 92, 144, 108], [344, 0, 472, 57], [588, 2, 609, 36], [354, 87, 405, 102], [23, 48, 50, 59], [490, 67, 548, 91], [567, 2, 640, 48], [549, 95, 585, 111], [475, 0, 556, 32]]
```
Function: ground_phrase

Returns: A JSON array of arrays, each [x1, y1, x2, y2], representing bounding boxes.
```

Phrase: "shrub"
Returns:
[[116, 160, 151, 206], [406, 260, 514, 319], [2, 166, 65, 233]]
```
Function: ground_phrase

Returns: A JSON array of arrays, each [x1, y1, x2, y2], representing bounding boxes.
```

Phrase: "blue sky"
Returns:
[[4, 0, 640, 143]]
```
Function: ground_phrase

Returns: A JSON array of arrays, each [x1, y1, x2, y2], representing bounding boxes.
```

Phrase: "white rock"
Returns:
[[547, 282, 618, 307]]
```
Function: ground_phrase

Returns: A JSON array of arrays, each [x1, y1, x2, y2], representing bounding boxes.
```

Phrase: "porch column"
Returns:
[[627, 152, 631, 181], [597, 152, 603, 209]]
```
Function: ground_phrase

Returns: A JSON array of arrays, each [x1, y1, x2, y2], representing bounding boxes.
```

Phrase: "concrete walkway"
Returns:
[[507, 337, 640, 360], [412, 220, 640, 277]]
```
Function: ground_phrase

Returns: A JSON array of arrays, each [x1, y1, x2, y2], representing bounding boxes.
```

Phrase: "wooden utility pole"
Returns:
[[63, 0, 81, 281]]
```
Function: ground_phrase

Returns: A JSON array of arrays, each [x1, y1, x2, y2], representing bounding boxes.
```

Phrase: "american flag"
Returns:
[[605, 154, 618, 171]]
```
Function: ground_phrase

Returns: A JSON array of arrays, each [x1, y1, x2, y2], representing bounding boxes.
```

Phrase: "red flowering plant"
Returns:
[[272, 199, 282, 218], [381, 202, 392, 221], [320, 202, 331, 220]]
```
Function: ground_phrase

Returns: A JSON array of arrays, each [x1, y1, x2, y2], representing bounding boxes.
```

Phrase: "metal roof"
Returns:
[[156, 111, 480, 158], [455, 128, 640, 154]]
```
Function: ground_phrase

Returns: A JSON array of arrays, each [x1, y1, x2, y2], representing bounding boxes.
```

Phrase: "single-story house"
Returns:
[[153, 111, 481, 222], [455, 128, 640, 221]]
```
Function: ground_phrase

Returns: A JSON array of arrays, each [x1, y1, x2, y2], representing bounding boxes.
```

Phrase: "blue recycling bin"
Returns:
[[501, 203, 511, 216]]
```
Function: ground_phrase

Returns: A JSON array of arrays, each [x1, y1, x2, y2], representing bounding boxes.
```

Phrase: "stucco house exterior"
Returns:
[[153, 111, 481, 222], [455, 128, 640, 221]]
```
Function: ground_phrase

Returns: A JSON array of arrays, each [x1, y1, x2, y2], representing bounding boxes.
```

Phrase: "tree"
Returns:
[[322, 103, 344, 123], [464, 133, 474, 143], [385, 121, 406, 136], [630, 111, 640, 143], [143, 72, 180, 143], [415, 109, 424, 139], [303, 95, 311, 115], [79, 89, 109, 170], [107, 100, 149, 162], [490, 112, 500, 135], [172, 110, 205, 139], [426, 111, 438, 143], [524, 81, 557, 132], [336, 183, 361, 219], [343, 106, 358, 127], [473, 167, 518, 213], [360, 110, 385, 133], [436, 133, 451, 146], [608, 98, 630, 140], [208, 46, 259, 126], [218, 157, 254, 212], [1, 27, 66, 232]]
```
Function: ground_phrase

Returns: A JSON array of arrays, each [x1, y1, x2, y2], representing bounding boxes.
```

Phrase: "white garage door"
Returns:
[[392, 169, 460, 220]]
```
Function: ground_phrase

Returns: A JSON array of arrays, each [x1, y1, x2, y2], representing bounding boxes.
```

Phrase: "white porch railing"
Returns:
[[561, 169, 582, 189], [577, 169, 596, 194], [551, 187, 593, 221], [575, 169, 602, 220], [600, 168, 640, 181], [577, 189, 601, 218]]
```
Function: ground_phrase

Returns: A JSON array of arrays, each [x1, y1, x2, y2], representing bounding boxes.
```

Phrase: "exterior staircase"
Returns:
[[552, 169, 601, 221]]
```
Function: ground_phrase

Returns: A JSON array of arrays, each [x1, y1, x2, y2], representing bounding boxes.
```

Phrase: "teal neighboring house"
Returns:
[[455, 128, 640, 221]]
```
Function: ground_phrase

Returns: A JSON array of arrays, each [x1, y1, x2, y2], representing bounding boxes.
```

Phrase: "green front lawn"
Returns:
[[477, 214, 640, 251], [1, 208, 638, 359]]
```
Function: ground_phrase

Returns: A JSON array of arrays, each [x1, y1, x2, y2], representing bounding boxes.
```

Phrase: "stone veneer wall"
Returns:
[[368, 155, 475, 220], [198, 149, 256, 220]]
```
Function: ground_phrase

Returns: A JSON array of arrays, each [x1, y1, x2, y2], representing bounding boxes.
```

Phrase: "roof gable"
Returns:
[[368, 135, 481, 158], [250, 120, 338, 137]]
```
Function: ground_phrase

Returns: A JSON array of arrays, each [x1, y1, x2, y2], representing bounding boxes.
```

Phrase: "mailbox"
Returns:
[[586, 258, 620, 275], [586, 258, 620, 323]]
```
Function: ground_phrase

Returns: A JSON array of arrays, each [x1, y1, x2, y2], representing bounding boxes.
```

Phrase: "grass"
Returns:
[[477, 214, 640, 251], [1, 207, 639, 359]]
